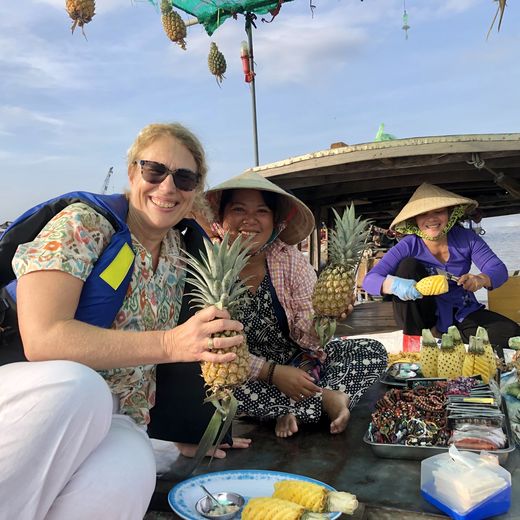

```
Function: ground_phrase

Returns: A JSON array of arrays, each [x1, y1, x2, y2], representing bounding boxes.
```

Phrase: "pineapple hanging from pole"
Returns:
[[183, 233, 252, 461], [66, 0, 95, 37], [311, 204, 372, 346], [208, 42, 227, 85], [160, 0, 187, 50]]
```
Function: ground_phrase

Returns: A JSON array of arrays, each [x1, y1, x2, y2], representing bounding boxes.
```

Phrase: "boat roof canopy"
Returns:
[[246, 133, 520, 226]]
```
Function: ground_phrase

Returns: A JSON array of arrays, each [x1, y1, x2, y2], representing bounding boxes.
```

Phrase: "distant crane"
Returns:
[[101, 167, 114, 194]]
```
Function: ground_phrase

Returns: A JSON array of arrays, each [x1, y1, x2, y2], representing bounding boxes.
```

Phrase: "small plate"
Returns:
[[168, 469, 341, 520]]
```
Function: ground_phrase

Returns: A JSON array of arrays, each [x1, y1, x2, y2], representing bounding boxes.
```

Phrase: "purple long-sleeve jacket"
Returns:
[[362, 226, 508, 333]]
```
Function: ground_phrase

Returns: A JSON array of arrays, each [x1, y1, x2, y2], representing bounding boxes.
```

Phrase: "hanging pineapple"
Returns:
[[419, 328, 439, 378], [476, 326, 497, 381], [437, 333, 463, 379], [448, 325, 466, 364], [312, 205, 371, 319], [66, 0, 95, 36], [182, 233, 252, 459], [161, 0, 187, 50], [462, 336, 491, 383], [208, 42, 227, 85]]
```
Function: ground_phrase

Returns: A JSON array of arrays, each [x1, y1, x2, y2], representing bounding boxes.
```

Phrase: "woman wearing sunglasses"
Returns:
[[0, 123, 246, 519]]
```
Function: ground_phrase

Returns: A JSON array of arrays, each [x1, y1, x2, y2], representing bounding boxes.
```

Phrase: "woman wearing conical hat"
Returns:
[[363, 183, 519, 348], [201, 171, 387, 438]]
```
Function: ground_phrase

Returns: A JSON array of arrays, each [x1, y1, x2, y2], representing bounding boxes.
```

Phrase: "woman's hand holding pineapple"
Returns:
[[383, 275, 423, 301], [163, 305, 244, 363]]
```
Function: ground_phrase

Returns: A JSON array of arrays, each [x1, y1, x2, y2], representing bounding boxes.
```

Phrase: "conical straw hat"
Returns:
[[390, 183, 478, 230], [206, 171, 315, 245]]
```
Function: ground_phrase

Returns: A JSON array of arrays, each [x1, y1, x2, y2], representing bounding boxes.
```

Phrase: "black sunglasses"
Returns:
[[136, 160, 200, 191]]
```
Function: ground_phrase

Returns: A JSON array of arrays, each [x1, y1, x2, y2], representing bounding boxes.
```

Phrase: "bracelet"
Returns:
[[266, 362, 276, 386]]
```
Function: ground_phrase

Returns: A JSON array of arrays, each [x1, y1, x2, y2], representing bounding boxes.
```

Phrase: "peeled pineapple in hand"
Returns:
[[416, 275, 449, 296]]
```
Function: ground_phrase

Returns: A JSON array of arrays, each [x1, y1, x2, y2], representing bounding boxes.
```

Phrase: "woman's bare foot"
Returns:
[[322, 389, 350, 434], [275, 413, 299, 438]]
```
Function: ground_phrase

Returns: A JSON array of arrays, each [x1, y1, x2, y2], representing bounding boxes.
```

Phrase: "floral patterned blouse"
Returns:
[[12, 202, 185, 425]]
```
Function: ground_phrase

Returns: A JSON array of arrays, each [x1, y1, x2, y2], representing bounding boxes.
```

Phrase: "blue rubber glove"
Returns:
[[389, 276, 423, 301]]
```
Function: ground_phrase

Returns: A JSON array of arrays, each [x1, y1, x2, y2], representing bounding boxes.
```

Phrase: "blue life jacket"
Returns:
[[0, 191, 203, 329], [0, 192, 133, 328]]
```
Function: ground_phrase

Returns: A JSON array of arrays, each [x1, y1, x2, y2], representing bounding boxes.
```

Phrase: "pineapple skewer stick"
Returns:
[[242, 497, 328, 520], [273, 480, 359, 515]]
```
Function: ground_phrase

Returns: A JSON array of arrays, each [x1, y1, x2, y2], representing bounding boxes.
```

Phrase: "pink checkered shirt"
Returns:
[[249, 239, 320, 378]]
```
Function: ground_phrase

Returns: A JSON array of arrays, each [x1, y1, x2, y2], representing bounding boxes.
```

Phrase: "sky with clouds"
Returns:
[[1, 0, 519, 235]]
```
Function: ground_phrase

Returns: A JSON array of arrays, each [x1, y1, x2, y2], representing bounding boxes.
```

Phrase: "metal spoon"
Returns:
[[200, 485, 226, 513]]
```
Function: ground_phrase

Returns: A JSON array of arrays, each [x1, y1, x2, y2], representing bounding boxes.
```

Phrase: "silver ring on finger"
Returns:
[[300, 394, 305, 399], [207, 337, 214, 350]]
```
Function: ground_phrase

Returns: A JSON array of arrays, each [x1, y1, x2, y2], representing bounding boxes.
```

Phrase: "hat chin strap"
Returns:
[[397, 204, 467, 241]]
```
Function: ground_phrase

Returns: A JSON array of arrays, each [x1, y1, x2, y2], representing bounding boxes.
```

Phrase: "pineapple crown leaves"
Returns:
[[468, 335, 485, 355], [421, 328, 437, 347], [160, 0, 173, 15], [475, 326, 490, 344], [440, 333, 454, 350], [328, 204, 373, 268], [447, 325, 462, 343], [183, 233, 254, 316]]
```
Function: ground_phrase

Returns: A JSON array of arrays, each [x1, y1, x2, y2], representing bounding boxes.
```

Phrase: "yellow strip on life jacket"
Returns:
[[99, 242, 135, 290]]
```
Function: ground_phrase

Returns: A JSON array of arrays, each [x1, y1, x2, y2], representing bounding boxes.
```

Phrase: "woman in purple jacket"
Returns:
[[363, 183, 519, 349]]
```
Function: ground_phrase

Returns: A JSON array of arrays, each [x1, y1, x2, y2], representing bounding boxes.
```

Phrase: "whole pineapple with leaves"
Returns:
[[437, 333, 463, 379], [184, 233, 252, 398], [66, 0, 95, 36], [208, 42, 227, 85], [161, 0, 187, 50], [420, 328, 439, 378], [476, 326, 497, 381], [448, 325, 466, 364], [182, 233, 253, 462], [462, 336, 491, 383], [312, 205, 371, 319]]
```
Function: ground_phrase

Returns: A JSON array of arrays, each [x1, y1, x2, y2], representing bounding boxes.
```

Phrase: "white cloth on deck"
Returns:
[[0, 360, 156, 520]]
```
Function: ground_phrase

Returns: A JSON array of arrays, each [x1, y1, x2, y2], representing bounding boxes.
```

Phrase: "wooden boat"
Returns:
[[244, 133, 520, 269], [150, 134, 520, 519]]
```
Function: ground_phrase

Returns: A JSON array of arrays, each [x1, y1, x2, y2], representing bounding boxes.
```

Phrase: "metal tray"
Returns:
[[364, 397, 516, 465]]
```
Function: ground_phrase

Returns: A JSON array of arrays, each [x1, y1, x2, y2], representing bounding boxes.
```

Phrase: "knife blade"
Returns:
[[436, 267, 460, 283]]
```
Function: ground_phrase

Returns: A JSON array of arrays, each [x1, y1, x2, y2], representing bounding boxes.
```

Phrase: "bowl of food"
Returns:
[[195, 491, 245, 519]]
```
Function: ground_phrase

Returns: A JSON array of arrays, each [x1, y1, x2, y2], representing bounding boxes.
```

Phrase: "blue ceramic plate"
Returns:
[[168, 469, 341, 519]]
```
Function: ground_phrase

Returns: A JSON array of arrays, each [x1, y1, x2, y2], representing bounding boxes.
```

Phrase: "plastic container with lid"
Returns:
[[420, 446, 511, 519]]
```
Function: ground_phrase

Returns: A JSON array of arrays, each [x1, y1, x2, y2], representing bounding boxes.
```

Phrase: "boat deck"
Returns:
[[149, 380, 519, 519], [148, 301, 519, 518]]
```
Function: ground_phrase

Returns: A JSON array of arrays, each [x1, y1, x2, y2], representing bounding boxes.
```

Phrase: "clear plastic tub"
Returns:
[[420, 448, 511, 519]]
